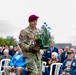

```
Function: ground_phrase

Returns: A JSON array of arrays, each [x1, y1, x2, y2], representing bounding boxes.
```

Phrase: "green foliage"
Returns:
[[0, 36, 18, 47], [0, 37, 9, 46], [34, 22, 54, 49]]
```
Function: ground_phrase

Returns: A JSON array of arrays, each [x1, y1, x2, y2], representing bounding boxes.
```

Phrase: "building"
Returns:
[[55, 43, 73, 49]]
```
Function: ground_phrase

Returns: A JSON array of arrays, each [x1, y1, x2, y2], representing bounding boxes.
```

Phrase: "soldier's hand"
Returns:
[[19, 43, 22, 47], [33, 46, 40, 51]]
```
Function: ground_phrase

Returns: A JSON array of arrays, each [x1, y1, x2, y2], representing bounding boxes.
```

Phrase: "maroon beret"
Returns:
[[28, 14, 39, 22]]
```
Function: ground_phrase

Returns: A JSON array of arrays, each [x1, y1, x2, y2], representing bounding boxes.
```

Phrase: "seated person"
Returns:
[[42, 48, 51, 64], [4, 46, 26, 75], [43, 52, 59, 75], [58, 48, 64, 62], [0, 49, 12, 71], [61, 46, 69, 63], [70, 57, 76, 75], [0, 49, 12, 61], [9, 45, 14, 56], [60, 50, 74, 75], [42, 42, 58, 64]]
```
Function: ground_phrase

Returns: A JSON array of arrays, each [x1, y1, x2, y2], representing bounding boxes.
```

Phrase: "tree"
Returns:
[[0, 36, 18, 47], [6, 36, 18, 47], [0, 37, 9, 46]]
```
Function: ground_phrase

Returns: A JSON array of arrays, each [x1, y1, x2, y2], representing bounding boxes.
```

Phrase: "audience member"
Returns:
[[9, 45, 14, 56], [60, 50, 74, 75], [4, 46, 26, 75], [0, 47, 3, 56], [43, 52, 59, 75], [58, 48, 64, 62], [13, 46, 18, 54], [50, 41, 58, 53], [42, 41, 58, 63], [0, 49, 12, 71], [61, 46, 70, 63], [70, 55, 76, 75], [0, 49, 12, 61]]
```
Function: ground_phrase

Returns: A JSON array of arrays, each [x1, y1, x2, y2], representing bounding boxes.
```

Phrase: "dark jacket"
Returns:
[[42, 47, 58, 64], [60, 59, 72, 74], [9, 50, 14, 56], [70, 59, 76, 75], [61, 52, 68, 63], [60, 59, 67, 74], [51, 47, 58, 53]]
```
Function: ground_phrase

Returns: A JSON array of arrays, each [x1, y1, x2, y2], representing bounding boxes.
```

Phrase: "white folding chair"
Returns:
[[50, 63, 62, 75], [42, 61, 46, 73], [0, 59, 16, 75], [0, 59, 11, 73]]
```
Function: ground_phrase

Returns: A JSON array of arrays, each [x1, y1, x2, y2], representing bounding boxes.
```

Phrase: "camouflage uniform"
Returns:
[[19, 26, 42, 75]]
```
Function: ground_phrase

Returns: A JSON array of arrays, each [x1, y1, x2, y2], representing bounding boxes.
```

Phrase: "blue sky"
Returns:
[[0, 0, 76, 45]]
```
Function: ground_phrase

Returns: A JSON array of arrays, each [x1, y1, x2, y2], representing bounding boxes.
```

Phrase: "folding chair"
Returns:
[[42, 61, 46, 73], [50, 63, 62, 75], [0, 59, 11, 74]]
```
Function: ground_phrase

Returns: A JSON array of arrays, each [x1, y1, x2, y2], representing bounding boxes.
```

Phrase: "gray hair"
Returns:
[[10, 45, 13, 48], [4, 49, 9, 53]]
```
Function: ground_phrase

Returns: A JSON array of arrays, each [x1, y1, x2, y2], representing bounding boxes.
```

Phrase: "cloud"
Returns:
[[0, 20, 16, 34], [66, 36, 76, 45], [0, 0, 76, 45], [0, 20, 18, 39]]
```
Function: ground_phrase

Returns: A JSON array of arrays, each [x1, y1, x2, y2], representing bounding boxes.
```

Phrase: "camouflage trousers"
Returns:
[[25, 56, 42, 75]]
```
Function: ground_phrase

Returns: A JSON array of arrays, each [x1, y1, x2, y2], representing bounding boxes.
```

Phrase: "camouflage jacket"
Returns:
[[19, 26, 40, 58]]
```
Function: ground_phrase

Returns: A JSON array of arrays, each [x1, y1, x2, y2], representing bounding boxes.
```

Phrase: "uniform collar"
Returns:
[[28, 26, 37, 31]]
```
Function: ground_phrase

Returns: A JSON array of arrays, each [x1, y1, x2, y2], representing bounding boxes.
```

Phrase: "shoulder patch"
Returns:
[[19, 34, 23, 39], [19, 32, 23, 39]]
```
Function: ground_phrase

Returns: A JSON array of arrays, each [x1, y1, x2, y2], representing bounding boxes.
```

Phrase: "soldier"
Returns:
[[19, 14, 42, 75]]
